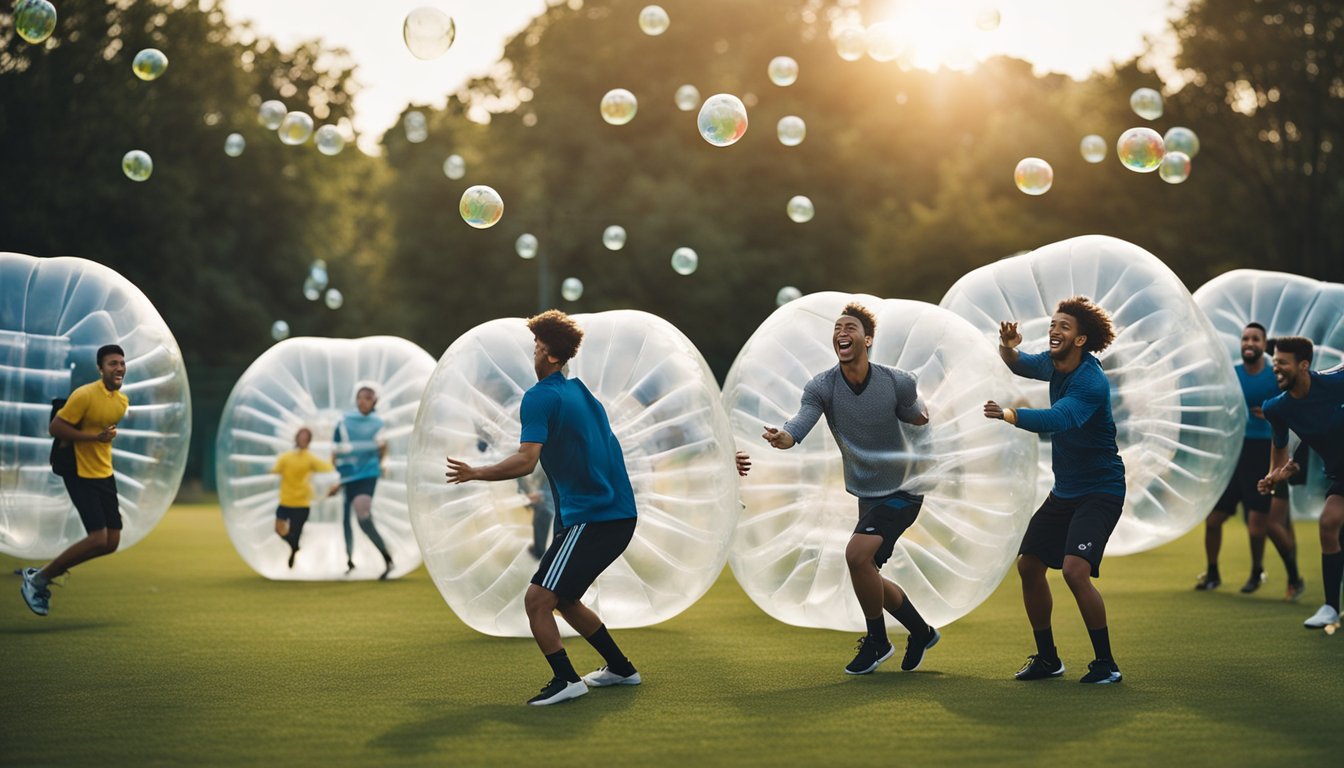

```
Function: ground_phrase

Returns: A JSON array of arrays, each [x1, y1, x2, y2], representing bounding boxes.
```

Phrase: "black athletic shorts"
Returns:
[[63, 475, 121, 533], [275, 506, 310, 523], [1215, 439, 1272, 515], [1328, 478, 1344, 500], [854, 493, 922, 568], [1018, 492, 1124, 578], [531, 517, 637, 601]]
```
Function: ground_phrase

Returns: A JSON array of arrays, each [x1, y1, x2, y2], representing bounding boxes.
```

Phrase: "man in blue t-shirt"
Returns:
[[446, 310, 639, 707], [1195, 323, 1303, 597], [1257, 336, 1344, 629], [984, 296, 1126, 685]]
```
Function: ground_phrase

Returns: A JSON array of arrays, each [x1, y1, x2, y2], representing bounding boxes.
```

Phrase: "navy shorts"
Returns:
[[531, 517, 636, 602], [64, 475, 121, 533], [854, 493, 922, 568], [1215, 439, 1272, 515], [1018, 492, 1124, 578]]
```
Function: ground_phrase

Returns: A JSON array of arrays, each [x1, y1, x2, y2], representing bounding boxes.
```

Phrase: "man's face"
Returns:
[[99, 353, 126, 390], [1048, 312, 1086, 360], [534, 338, 558, 380], [295, 428, 312, 449], [1240, 326, 1266, 363], [833, 315, 869, 363], [1272, 350, 1308, 391], [355, 388, 377, 414]]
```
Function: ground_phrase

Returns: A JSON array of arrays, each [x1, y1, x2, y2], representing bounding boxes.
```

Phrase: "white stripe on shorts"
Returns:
[[542, 523, 586, 591]]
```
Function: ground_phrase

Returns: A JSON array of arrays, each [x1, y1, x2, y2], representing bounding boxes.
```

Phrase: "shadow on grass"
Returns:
[[0, 621, 123, 634]]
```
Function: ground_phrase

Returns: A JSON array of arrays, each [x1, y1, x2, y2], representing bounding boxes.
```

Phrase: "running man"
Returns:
[[20, 345, 130, 616], [271, 427, 335, 568], [762, 302, 939, 676], [446, 310, 640, 706], [1257, 337, 1344, 629], [332, 385, 394, 579], [984, 297, 1126, 685], [1195, 323, 1304, 598]]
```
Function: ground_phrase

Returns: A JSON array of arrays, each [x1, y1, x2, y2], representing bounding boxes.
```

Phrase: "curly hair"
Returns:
[[1055, 296, 1115, 353], [840, 302, 877, 339], [1273, 335, 1314, 363], [527, 309, 584, 362]]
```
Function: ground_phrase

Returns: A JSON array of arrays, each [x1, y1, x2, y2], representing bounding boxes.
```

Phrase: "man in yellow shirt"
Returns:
[[272, 427, 335, 568], [21, 345, 130, 616]]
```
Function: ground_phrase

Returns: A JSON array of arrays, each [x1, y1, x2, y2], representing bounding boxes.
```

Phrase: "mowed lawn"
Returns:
[[2, 504, 1341, 767]]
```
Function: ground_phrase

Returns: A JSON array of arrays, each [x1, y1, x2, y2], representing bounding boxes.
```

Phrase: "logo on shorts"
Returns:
[[1078, 542, 1093, 552], [865, 527, 877, 533]]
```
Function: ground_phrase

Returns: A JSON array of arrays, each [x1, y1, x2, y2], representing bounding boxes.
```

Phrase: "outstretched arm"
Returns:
[[998, 321, 1022, 367], [447, 442, 542, 483]]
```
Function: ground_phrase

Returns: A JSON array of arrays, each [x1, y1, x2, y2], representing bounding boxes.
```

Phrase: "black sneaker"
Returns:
[[1194, 572, 1221, 591], [527, 677, 588, 706], [1239, 571, 1266, 594], [1079, 659, 1122, 684], [287, 548, 298, 569], [901, 626, 941, 671], [379, 556, 394, 581], [1014, 654, 1065, 680], [1286, 578, 1307, 602], [844, 635, 894, 675]]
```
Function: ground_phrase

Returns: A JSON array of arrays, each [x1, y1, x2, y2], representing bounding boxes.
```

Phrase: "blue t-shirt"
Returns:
[[334, 409, 383, 482], [519, 372, 637, 528], [1009, 351, 1126, 498], [1263, 369, 1344, 479], [1236, 363, 1278, 441]]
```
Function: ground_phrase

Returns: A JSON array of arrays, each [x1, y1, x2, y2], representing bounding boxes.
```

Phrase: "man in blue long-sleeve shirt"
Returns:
[[984, 296, 1126, 685]]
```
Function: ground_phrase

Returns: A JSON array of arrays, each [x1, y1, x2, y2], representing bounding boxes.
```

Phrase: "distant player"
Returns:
[[984, 297, 1125, 685], [332, 386, 394, 579], [446, 310, 640, 706], [271, 427, 335, 568], [20, 345, 130, 616], [1256, 337, 1344, 629], [763, 303, 939, 676]]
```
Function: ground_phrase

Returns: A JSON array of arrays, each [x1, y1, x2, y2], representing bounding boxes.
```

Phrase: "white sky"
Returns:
[[222, 0, 1183, 154]]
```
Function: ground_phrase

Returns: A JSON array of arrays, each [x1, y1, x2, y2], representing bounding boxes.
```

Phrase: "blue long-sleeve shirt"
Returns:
[[1263, 368, 1344, 479], [1009, 351, 1126, 498]]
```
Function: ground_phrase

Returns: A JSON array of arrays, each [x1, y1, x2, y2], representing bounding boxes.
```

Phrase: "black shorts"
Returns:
[[1215, 440, 1271, 515], [1328, 478, 1344, 500], [1018, 492, 1124, 578], [63, 475, 121, 533], [531, 517, 637, 602], [275, 506, 310, 523], [854, 493, 921, 569]]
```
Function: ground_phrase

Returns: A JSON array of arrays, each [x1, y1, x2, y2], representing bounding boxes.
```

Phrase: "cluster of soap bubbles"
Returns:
[[403, 7, 456, 60]]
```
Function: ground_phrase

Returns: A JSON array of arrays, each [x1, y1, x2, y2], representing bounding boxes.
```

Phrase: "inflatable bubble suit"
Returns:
[[0, 253, 191, 558], [216, 336, 434, 580], [1193, 269, 1344, 519], [723, 293, 1039, 632], [408, 311, 740, 637], [941, 235, 1246, 555]]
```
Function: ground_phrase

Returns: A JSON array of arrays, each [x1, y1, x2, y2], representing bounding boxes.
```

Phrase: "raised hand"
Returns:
[[998, 321, 1022, 349]]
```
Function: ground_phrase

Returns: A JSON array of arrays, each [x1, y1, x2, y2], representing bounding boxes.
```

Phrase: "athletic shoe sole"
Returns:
[[1080, 673, 1123, 685], [528, 680, 588, 706], [845, 643, 895, 675]]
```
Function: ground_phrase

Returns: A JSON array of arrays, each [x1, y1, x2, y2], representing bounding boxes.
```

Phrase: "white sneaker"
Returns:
[[1303, 604, 1340, 629], [583, 666, 642, 687], [20, 567, 50, 616], [527, 678, 588, 706]]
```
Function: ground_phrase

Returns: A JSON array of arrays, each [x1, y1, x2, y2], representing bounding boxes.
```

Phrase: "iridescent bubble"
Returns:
[[638, 5, 669, 36], [443, 154, 466, 180], [258, 100, 286, 130], [516, 233, 538, 260], [278, 111, 314, 146], [121, 150, 152, 182], [404, 110, 428, 143], [1159, 151, 1191, 184], [697, 93, 748, 147], [270, 320, 290, 342], [14, 0, 57, 45], [1163, 126, 1200, 158], [224, 133, 246, 157], [459, 185, 504, 229], [768, 56, 799, 87], [132, 48, 168, 81], [1013, 157, 1053, 195], [561, 277, 584, 302], [675, 84, 700, 111], [835, 27, 866, 62], [976, 7, 1002, 31], [600, 88, 638, 126], [1080, 134, 1106, 163], [1130, 87, 1164, 121], [314, 125, 345, 156], [403, 7, 456, 60], [324, 288, 343, 310], [1117, 126, 1166, 172], [671, 247, 699, 275], [776, 286, 802, 306], [776, 115, 806, 147], [603, 225, 626, 251], [309, 260, 329, 291], [786, 195, 814, 223], [303, 277, 320, 301], [865, 22, 902, 62]]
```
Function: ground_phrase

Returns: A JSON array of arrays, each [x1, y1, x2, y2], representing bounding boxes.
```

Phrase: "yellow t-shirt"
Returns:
[[271, 449, 335, 508], [56, 379, 130, 479]]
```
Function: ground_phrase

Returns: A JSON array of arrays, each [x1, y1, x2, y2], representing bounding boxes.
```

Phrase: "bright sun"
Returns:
[[875, 3, 992, 72]]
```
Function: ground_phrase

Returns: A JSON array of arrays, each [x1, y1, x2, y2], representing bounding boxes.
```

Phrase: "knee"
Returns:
[[1247, 514, 1267, 537], [1017, 555, 1046, 582], [524, 585, 557, 617], [844, 540, 876, 572], [1062, 560, 1092, 590], [1205, 512, 1227, 530]]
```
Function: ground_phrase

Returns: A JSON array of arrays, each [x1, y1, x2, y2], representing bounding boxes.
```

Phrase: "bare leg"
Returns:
[[1203, 510, 1231, 570], [524, 583, 563, 654], [1319, 496, 1344, 555], [845, 534, 884, 617], [1018, 554, 1052, 631], [275, 519, 290, 539], [1062, 555, 1107, 629], [557, 599, 603, 637], [39, 528, 119, 581], [1270, 496, 1297, 550]]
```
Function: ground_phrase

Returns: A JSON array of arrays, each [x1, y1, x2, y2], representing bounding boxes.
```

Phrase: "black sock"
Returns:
[[584, 625, 636, 676], [889, 595, 929, 638], [544, 649, 581, 683], [1206, 563, 1220, 580], [1323, 552, 1344, 611], [1088, 627, 1113, 662], [1275, 538, 1301, 583], [865, 616, 888, 645], [1033, 628, 1057, 661]]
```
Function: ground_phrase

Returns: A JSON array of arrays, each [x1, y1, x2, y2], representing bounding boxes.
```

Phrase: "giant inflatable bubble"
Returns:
[[941, 235, 1245, 555], [0, 253, 191, 558], [408, 311, 740, 637], [723, 293, 1039, 632], [1194, 269, 1344, 519], [216, 336, 434, 580]]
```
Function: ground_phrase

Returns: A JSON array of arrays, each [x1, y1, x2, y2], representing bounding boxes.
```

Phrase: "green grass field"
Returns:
[[2, 504, 1341, 767]]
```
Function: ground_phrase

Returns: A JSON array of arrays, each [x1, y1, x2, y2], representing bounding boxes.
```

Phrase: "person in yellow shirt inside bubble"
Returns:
[[20, 344, 130, 617], [271, 427, 335, 569]]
